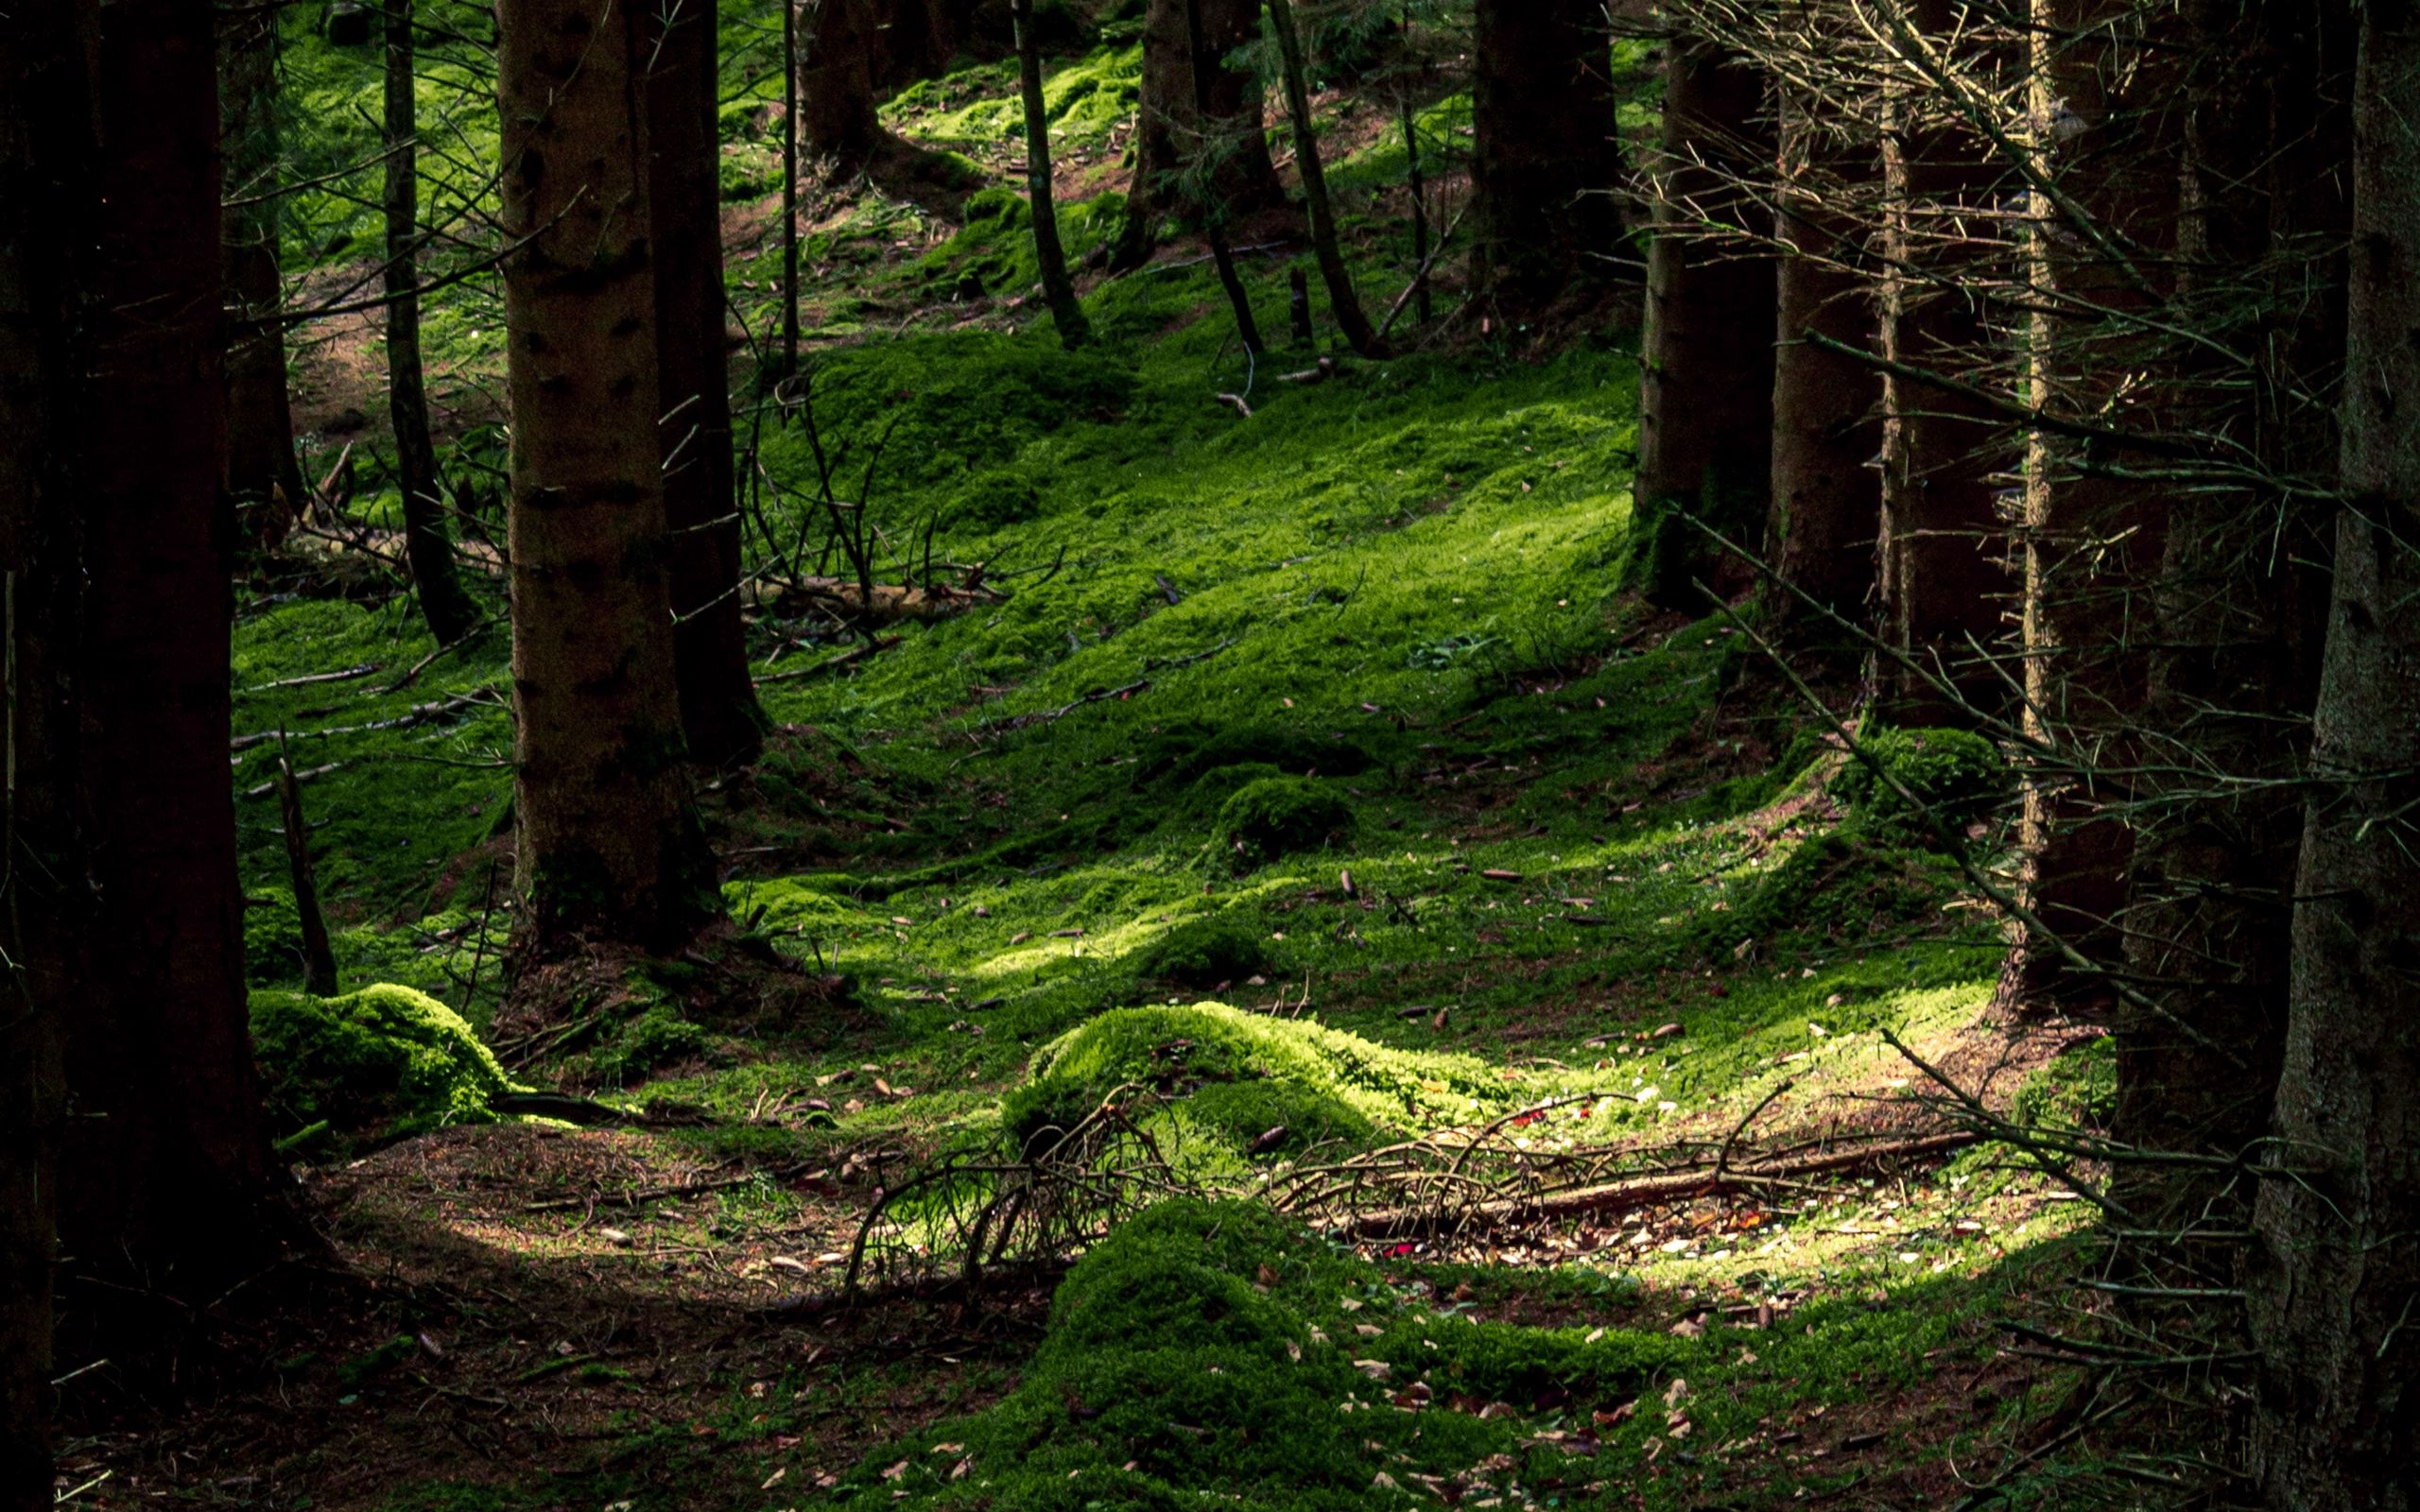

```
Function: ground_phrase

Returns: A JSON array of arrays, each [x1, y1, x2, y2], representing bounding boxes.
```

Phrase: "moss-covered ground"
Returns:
[[66, 11, 2137, 1512]]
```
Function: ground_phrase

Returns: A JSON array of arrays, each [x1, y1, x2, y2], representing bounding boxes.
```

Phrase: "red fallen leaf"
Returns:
[[1707, 983, 1728, 998], [1387, 1242, 1418, 1258]]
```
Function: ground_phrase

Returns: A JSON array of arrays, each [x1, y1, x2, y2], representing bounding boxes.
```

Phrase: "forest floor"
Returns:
[[60, 17, 2129, 1512]]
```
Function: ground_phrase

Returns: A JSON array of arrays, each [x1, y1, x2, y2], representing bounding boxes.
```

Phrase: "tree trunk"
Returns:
[[1265, 0, 1378, 355], [386, 0, 478, 645], [1631, 33, 1773, 610], [798, 0, 884, 170], [1765, 76, 1879, 660], [220, 0, 305, 551], [1874, 0, 2010, 723], [1184, 0, 1262, 355], [60, 0, 274, 1334], [649, 0, 765, 771], [1470, 0, 1631, 327], [1012, 0, 1091, 348], [2248, 7, 2420, 1501], [1399, 89, 1432, 325], [500, 0, 718, 951], [1113, 0, 1282, 268], [780, 0, 800, 379], [0, 0, 92, 1496], [1999, 0, 2176, 1014]]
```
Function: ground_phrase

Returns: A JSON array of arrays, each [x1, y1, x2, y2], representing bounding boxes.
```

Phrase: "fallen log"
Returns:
[[752, 576, 1005, 625]]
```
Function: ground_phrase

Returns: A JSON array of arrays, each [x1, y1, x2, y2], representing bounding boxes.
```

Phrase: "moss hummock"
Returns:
[[1215, 777, 1355, 871], [251, 984, 515, 1152], [826, 1198, 1674, 1512]]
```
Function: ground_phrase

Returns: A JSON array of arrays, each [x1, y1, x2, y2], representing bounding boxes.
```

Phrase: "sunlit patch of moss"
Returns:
[[829, 1199, 1676, 1511], [251, 984, 517, 1155], [2013, 1034, 2116, 1135]]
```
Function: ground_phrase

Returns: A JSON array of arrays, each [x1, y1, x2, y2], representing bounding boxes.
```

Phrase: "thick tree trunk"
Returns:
[[649, 0, 765, 771], [61, 0, 274, 1331], [500, 0, 717, 951], [798, 0, 884, 169], [2248, 9, 2420, 1503], [220, 1, 305, 550], [1470, 0, 1631, 326], [386, 0, 478, 645], [1874, 0, 2010, 723], [2109, 0, 2348, 1249], [0, 0, 91, 1498], [1012, 0, 1091, 349], [780, 0, 800, 378], [1114, 0, 1282, 267], [1765, 78, 1878, 658], [1632, 34, 1773, 610], [1265, 0, 1378, 354]]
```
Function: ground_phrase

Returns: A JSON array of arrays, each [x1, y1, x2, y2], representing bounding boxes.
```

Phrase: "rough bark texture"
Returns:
[[1874, 0, 2011, 723], [1631, 35, 1773, 610], [1114, 0, 1282, 266], [1184, 0, 1262, 354], [1470, 0, 1631, 325], [61, 0, 274, 1330], [1013, 0, 1091, 349], [2110, 0, 2347, 1248], [2247, 6, 2420, 1503], [0, 0, 90, 1497], [798, 0, 885, 167], [2000, 0, 2176, 1013], [220, 1, 305, 550], [500, 0, 717, 951], [649, 0, 765, 771], [387, 0, 479, 645], [1765, 78, 1879, 656], [1265, 0, 1377, 354]]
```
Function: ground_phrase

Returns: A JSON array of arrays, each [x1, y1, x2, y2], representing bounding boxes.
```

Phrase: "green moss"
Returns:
[[251, 984, 515, 1153], [1215, 778, 1354, 871], [1130, 912, 1276, 988], [1833, 726, 2008, 835], [2014, 1035, 2117, 1133], [828, 1199, 1672, 1511], [245, 886, 306, 986], [1004, 1001, 1508, 1150], [592, 1005, 710, 1086]]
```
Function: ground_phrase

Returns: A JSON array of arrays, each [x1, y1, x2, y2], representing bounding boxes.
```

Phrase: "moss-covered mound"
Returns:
[[251, 984, 515, 1153], [1129, 912, 1277, 988], [827, 1199, 1675, 1511], [1215, 778, 1355, 870], [1004, 1001, 1507, 1154], [1833, 726, 2007, 834]]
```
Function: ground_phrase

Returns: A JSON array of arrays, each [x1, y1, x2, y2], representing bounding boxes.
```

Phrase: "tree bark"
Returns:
[[649, 0, 765, 771], [1999, 0, 2176, 1013], [220, 0, 305, 551], [1632, 33, 1773, 610], [1265, 0, 1378, 355], [2246, 7, 2420, 1503], [797, 0, 884, 169], [386, 0, 479, 645], [1874, 0, 2011, 723], [1470, 0, 1631, 327], [1184, 0, 1262, 355], [1113, 0, 1282, 268], [61, 0, 275, 1334], [1765, 76, 1879, 659], [0, 0, 92, 1496], [500, 0, 718, 951], [780, 0, 801, 379], [1012, 0, 1091, 349]]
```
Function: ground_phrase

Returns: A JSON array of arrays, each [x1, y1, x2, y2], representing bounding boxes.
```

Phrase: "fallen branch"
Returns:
[[755, 576, 1003, 625], [1214, 392, 1253, 419], [974, 679, 1150, 733], [231, 687, 503, 752], [1318, 1128, 1980, 1239], [241, 662, 383, 694], [754, 635, 901, 686], [524, 1159, 814, 1212]]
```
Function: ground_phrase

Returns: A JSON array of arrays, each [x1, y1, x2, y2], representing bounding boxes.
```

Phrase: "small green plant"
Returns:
[[2013, 1035, 2117, 1133], [1833, 726, 2008, 834], [1214, 777, 1353, 870]]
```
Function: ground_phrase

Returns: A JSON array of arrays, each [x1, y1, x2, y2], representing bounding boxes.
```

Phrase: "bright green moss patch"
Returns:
[[1004, 1001, 1512, 1151], [1129, 912, 1277, 988], [829, 1199, 1674, 1512], [251, 984, 515, 1153], [2014, 1034, 2117, 1134]]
